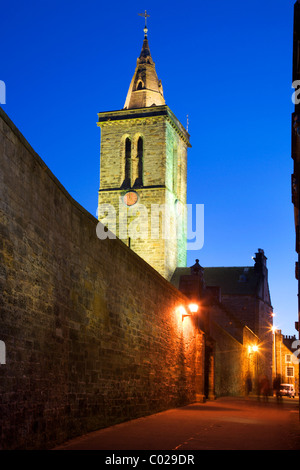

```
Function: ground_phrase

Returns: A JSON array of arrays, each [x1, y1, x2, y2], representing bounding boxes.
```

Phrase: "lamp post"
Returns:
[[271, 326, 277, 380]]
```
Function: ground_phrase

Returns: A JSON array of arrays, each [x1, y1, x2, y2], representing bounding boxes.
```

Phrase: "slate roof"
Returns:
[[171, 266, 260, 296], [282, 335, 297, 351]]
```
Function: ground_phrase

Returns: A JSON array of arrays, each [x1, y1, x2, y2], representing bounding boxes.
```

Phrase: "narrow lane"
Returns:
[[54, 397, 300, 451]]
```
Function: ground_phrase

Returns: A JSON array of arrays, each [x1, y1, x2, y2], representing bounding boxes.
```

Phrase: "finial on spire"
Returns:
[[138, 10, 150, 37], [186, 114, 189, 132]]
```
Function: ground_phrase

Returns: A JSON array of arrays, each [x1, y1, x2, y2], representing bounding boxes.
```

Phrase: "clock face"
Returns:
[[123, 191, 139, 207]]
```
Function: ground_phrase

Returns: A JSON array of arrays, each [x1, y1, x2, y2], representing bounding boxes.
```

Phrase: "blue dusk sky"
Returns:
[[1, 0, 298, 334]]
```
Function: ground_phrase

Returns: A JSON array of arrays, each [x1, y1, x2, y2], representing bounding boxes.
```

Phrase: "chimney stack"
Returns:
[[254, 248, 267, 274]]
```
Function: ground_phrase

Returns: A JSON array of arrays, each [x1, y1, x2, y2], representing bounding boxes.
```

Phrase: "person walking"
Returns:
[[245, 373, 252, 398], [260, 376, 270, 403], [273, 374, 282, 404]]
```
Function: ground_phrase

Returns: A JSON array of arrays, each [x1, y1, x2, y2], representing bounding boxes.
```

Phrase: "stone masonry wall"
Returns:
[[212, 321, 244, 397], [0, 108, 201, 449], [212, 321, 259, 397], [98, 107, 189, 281], [221, 294, 273, 387]]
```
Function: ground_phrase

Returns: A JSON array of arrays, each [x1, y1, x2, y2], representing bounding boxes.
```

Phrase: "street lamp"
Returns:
[[188, 303, 199, 314], [271, 326, 277, 379], [180, 303, 200, 320]]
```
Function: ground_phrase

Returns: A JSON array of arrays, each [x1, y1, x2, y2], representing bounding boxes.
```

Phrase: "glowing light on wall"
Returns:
[[178, 303, 200, 321], [188, 303, 199, 314], [248, 344, 259, 353]]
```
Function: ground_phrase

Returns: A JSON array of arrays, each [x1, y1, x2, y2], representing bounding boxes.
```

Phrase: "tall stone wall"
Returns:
[[0, 108, 203, 450], [212, 322, 244, 397], [212, 322, 259, 397], [221, 294, 273, 386]]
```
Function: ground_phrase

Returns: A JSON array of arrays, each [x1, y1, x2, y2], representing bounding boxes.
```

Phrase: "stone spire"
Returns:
[[124, 24, 165, 109]]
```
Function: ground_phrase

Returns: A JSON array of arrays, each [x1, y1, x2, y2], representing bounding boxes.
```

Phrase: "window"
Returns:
[[286, 366, 294, 378], [286, 354, 292, 363], [133, 137, 143, 188], [122, 137, 131, 189], [137, 137, 143, 184]]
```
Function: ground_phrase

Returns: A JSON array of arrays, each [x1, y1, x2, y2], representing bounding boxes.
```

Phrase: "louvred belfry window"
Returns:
[[124, 138, 131, 188], [137, 137, 143, 186]]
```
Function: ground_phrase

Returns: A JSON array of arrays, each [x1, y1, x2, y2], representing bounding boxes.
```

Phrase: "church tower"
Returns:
[[97, 18, 191, 280]]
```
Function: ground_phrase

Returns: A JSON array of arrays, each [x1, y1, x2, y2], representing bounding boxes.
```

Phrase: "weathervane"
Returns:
[[138, 10, 150, 36]]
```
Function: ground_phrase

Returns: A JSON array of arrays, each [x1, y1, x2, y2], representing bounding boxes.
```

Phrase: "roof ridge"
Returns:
[[204, 266, 253, 269]]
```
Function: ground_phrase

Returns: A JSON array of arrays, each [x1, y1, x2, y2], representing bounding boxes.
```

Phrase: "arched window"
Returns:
[[134, 137, 143, 187], [121, 137, 131, 189], [137, 137, 143, 184], [125, 138, 131, 185]]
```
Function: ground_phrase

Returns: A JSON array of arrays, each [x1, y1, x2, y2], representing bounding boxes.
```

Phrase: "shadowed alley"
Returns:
[[54, 397, 300, 451]]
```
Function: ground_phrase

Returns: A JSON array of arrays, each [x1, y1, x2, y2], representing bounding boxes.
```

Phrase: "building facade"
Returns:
[[273, 331, 299, 395], [0, 106, 202, 449], [172, 251, 274, 397], [291, 0, 300, 400], [97, 24, 276, 398]]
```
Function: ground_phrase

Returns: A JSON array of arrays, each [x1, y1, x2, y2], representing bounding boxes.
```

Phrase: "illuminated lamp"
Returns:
[[188, 303, 199, 314], [181, 303, 200, 320]]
